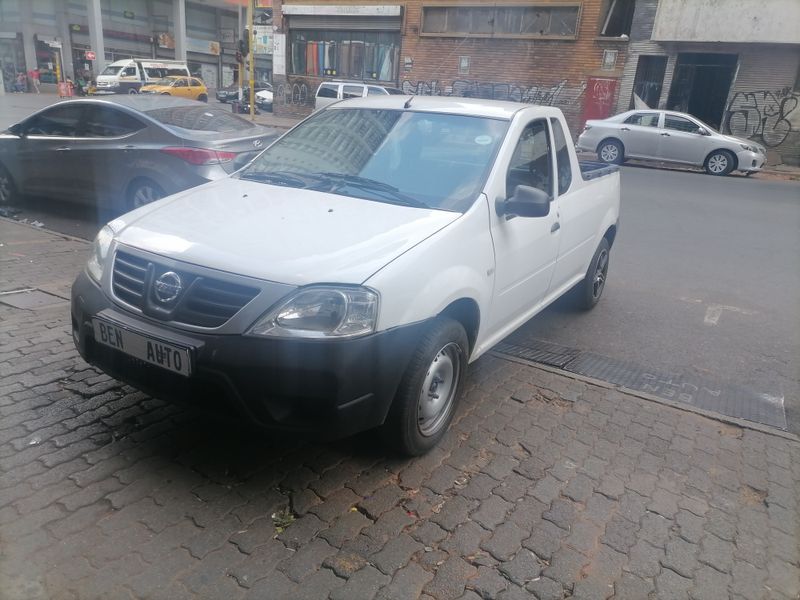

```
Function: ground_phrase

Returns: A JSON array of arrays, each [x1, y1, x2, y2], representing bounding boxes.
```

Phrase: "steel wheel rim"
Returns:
[[417, 342, 462, 437], [709, 154, 727, 173], [0, 174, 11, 204], [600, 144, 618, 162], [593, 249, 608, 299], [132, 185, 161, 209]]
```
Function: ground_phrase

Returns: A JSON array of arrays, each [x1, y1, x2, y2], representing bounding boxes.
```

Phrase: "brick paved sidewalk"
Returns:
[[1, 218, 798, 600]]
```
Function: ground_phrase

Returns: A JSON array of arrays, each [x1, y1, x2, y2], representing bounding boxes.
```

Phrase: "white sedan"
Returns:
[[577, 109, 766, 176]]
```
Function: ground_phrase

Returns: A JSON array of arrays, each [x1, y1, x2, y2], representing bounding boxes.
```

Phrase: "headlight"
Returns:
[[740, 144, 757, 152], [248, 286, 379, 339], [86, 225, 114, 283]]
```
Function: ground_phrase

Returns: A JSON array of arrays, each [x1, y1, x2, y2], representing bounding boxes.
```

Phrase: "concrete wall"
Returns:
[[652, 0, 800, 44]]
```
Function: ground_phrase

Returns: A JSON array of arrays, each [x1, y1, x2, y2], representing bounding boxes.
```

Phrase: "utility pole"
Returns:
[[247, 0, 255, 121]]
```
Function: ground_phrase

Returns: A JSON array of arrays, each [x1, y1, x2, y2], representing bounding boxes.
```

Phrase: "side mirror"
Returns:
[[496, 185, 551, 218], [8, 123, 23, 137], [696, 127, 709, 136]]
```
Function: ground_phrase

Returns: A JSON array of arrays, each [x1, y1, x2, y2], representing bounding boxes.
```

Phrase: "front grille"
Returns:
[[112, 250, 259, 328]]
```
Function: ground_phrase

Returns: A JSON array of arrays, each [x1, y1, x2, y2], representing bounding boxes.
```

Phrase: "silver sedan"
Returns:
[[576, 109, 766, 176]]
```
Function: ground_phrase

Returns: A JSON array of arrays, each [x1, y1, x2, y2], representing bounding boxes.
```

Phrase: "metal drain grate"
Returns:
[[494, 340, 581, 369], [494, 340, 787, 430]]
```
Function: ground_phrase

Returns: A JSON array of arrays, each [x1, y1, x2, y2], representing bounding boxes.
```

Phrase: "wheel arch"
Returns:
[[596, 136, 625, 156], [438, 298, 480, 356], [603, 224, 617, 248], [705, 148, 738, 171]]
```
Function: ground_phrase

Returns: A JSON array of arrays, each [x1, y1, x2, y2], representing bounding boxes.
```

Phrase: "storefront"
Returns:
[[0, 32, 25, 92], [34, 36, 64, 84]]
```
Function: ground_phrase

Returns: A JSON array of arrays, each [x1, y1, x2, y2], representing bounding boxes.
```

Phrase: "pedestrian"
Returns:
[[29, 68, 40, 94], [14, 72, 26, 93]]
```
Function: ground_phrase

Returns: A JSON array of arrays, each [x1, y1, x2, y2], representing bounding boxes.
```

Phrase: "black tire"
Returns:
[[384, 317, 469, 456], [160, 92, 170, 96], [0, 162, 18, 206], [126, 178, 165, 211], [704, 149, 735, 176], [128, 89, 138, 95], [575, 238, 610, 310], [198, 94, 208, 102], [597, 139, 624, 165]]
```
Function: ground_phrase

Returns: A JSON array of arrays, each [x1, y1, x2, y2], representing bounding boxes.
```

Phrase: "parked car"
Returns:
[[255, 87, 274, 111], [314, 81, 404, 110], [577, 109, 766, 176], [94, 59, 190, 95], [140, 76, 209, 102], [71, 96, 620, 455], [0, 96, 280, 210], [216, 82, 272, 103]]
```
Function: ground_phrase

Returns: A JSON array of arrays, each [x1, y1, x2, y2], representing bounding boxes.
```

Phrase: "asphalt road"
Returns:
[[510, 165, 800, 433], [2, 92, 799, 432]]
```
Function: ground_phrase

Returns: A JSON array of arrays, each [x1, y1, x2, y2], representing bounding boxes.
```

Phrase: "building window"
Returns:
[[600, 0, 635, 37], [421, 4, 581, 39], [289, 31, 400, 81]]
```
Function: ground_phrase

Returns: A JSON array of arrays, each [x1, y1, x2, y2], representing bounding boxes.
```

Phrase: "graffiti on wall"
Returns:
[[400, 78, 587, 107], [276, 80, 311, 106], [723, 87, 799, 148]]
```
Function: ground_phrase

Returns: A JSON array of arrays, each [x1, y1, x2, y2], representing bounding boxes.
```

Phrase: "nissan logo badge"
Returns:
[[154, 271, 182, 304]]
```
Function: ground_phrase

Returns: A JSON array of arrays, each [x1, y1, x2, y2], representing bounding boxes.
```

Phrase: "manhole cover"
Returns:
[[0, 289, 67, 309], [494, 340, 580, 368]]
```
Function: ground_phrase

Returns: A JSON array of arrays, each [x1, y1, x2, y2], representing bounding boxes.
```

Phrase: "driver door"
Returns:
[[487, 118, 560, 332], [658, 114, 711, 164], [170, 78, 190, 98]]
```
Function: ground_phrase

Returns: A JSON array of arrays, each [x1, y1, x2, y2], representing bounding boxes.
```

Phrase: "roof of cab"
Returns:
[[327, 95, 538, 120]]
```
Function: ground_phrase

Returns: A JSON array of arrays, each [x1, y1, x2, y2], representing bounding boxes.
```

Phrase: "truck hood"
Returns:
[[112, 178, 460, 286]]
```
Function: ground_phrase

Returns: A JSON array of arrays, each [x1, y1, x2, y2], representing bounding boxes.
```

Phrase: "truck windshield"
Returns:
[[239, 108, 508, 212], [100, 66, 123, 76]]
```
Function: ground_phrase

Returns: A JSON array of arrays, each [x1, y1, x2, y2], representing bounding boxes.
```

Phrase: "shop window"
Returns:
[[289, 30, 400, 81], [600, 0, 635, 37], [420, 4, 581, 38]]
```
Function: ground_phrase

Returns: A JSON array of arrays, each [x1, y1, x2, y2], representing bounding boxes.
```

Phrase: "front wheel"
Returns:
[[0, 162, 18, 205], [128, 89, 138, 95], [384, 317, 468, 456], [198, 93, 208, 102], [705, 150, 735, 176], [575, 238, 610, 310]]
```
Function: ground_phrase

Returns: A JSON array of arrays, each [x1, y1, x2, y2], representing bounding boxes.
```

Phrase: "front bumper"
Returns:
[[71, 270, 423, 438], [735, 149, 765, 173]]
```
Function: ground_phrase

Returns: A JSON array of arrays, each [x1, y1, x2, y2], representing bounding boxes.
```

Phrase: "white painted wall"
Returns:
[[652, 0, 800, 44]]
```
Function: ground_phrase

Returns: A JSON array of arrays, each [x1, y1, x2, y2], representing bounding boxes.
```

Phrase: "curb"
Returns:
[[492, 351, 800, 444]]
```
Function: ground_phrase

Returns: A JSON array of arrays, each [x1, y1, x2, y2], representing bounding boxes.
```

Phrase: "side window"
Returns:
[[368, 86, 388, 96], [624, 113, 659, 127], [191, 78, 202, 87], [550, 118, 573, 196], [506, 119, 552, 198], [83, 106, 145, 137], [664, 115, 698, 133], [173, 79, 187, 88], [317, 83, 338, 98], [342, 85, 363, 99], [122, 66, 137, 77], [24, 105, 84, 137]]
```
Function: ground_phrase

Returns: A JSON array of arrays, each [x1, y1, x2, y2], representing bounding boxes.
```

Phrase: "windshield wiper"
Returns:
[[314, 172, 429, 208], [238, 170, 316, 188]]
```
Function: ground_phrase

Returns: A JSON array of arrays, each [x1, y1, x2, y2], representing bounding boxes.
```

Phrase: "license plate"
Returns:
[[92, 318, 192, 377]]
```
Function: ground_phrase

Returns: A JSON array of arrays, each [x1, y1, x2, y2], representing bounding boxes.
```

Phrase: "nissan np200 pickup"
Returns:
[[72, 96, 620, 455]]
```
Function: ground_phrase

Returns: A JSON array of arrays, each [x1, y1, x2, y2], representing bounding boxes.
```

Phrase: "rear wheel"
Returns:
[[575, 238, 610, 310], [126, 178, 165, 211], [160, 92, 170, 96], [705, 150, 735, 176], [384, 317, 468, 456], [198, 93, 208, 102], [0, 163, 18, 205], [598, 139, 624, 165], [127, 88, 138, 95]]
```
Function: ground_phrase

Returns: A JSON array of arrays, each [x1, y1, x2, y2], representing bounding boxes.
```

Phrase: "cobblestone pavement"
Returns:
[[1, 218, 799, 600]]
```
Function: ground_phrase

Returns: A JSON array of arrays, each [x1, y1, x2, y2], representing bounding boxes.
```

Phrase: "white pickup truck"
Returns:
[[72, 96, 620, 455]]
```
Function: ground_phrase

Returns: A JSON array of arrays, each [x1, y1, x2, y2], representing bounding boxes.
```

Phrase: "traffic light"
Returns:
[[238, 29, 249, 56], [235, 50, 243, 64]]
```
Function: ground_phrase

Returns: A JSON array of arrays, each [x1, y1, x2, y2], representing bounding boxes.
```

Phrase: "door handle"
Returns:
[[620, 127, 630, 131], [660, 132, 671, 137], [551, 222, 560, 233], [123, 145, 136, 150], [55, 146, 70, 151]]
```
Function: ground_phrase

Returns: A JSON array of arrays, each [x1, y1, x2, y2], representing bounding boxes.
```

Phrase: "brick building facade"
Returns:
[[270, 0, 632, 135]]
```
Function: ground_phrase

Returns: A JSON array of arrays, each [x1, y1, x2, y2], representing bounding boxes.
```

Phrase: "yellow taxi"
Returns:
[[140, 76, 208, 102]]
